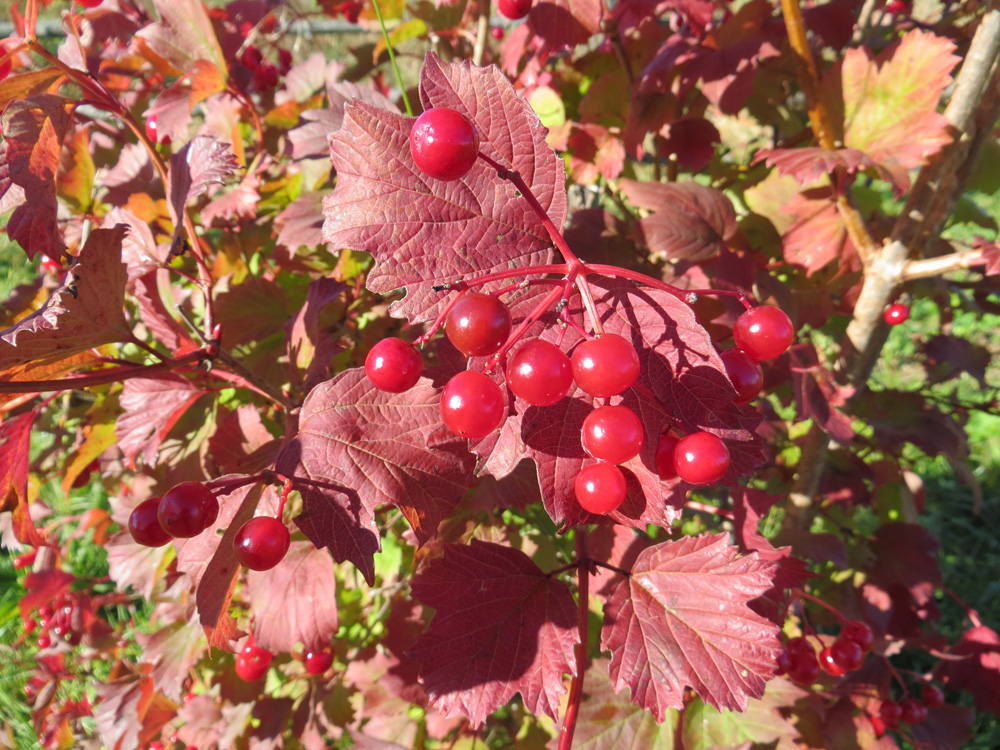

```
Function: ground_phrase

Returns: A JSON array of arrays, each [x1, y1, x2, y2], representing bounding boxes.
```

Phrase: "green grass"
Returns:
[[0, 237, 36, 301]]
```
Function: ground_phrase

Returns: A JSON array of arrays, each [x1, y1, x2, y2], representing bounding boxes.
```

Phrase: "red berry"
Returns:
[[278, 48, 293, 73], [75, 0, 103, 8], [235, 644, 273, 682], [570, 334, 640, 399], [884, 303, 910, 325], [240, 45, 264, 70], [868, 714, 887, 738], [732, 305, 794, 361], [785, 636, 814, 657], [157, 482, 219, 538], [655, 433, 679, 480], [575, 463, 627, 515], [581, 405, 643, 465], [145, 114, 170, 146], [37, 634, 52, 649], [129, 497, 172, 547], [39, 605, 53, 620], [491, 26, 505, 40], [830, 637, 864, 672], [365, 337, 423, 393], [900, 699, 927, 724], [409, 107, 480, 182], [720, 348, 763, 404], [24, 617, 37, 634], [886, 0, 906, 12], [440, 371, 505, 439], [497, 0, 531, 20], [304, 648, 334, 676], [0, 49, 12, 81], [235, 517, 291, 571], [819, 646, 846, 677], [879, 700, 903, 727], [787, 652, 820, 684], [506, 339, 573, 406], [445, 293, 512, 357], [673, 432, 730, 484], [775, 649, 791, 675], [252, 61, 280, 90], [13, 549, 37, 569], [840, 620, 874, 652], [922, 683, 944, 708]]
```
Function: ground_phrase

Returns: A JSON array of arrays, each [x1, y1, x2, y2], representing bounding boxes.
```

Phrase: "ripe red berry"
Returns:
[[884, 303, 910, 325], [496, 0, 531, 20], [830, 637, 864, 672], [304, 648, 334, 675], [235, 517, 291, 571], [900, 699, 927, 724], [445, 293, 512, 357], [129, 497, 172, 547], [673, 432, 730, 484], [409, 107, 480, 182], [732, 305, 794, 361], [787, 652, 820, 684], [775, 649, 791, 675], [922, 683, 945, 708], [507, 339, 573, 406], [75, 0, 103, 8], [145, 114, 170, 146], [840, 619, 874, 652], [37, 634, 52, 649], [654, 433, 679, 480], [575, 463, 627, 515], [491, 26, 505, 40], [365, 338, 423, 393], [720, 348, 763, 404], [819, 646, 846, 677], [157, 482, 219, 538], [886, 0, 907, 12], [440, 371, 505, 439], [571, 334, 640, 399], [236, 644, 273, 682], [867, 713, 887, 738], [879, 700, 903, 727], [24, 617, 37, 635], [581, 405, 643, 465], [785, 636, 814, 657]]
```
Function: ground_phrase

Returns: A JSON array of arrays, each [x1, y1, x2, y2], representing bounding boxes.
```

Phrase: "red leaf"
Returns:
[[619, 180, 737, 261], [100, 207, 170, 282], [247, 542, 339, 654], [275, 191, 328, 255], [0, 411, 48, 546], [409, 540, 578, 727], [322, 52, 564, 324], [201, 168, 261, 224], [659, 118, 721, 172], [855, 389, 967, 458], [214, 276, 290, 347], [277, 368, 477, 583], [19, 569, 74, 619], [209, 404, 279, 476], [527, 0, 603, 55], [143, 86, 194, 148], [135, 0, 227, 74], [936, 626, 1000, 714], [285, 277, 348, 388], [911, 703, 975, 750], [167, 136, 240, 229], [567, 124, 625, 185], [93, 667, 176, 750], [601, 533, 782, 719], [137, 611, 206, 701], [106, 529, 171, 601], [290, 81, 397, 161], [115, 374, 205, 468], [102, 143, 159, 206], [867, 523, 942, 591], [753, 147, 892, 186], [788, 343, 854, 445], [921, 334, 990, 388], [781, 186, 856, 275]]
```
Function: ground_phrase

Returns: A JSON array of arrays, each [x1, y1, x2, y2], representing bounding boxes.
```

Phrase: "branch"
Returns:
[[558, 531, 589, 750], [0, 350, 207, 394], [902, 245, 988, 280], [472, 0, 490, 67]]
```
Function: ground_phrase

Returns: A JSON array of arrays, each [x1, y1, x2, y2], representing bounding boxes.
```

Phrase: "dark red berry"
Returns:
[[507, 339, 573, 406], [236, 643, 273, 681], [655, 433, 679, 480], [575, 463, 627, 515], [38, 605, 53, 620], [235, 516, 291, 571], [720, 348, 763, 404], [733, 305, 794, 361], [922, 683, 944, 708], [129, 497, 172, 547], [819, 646, 846, 677], [868, 714, 886, 738], [830, 637, 864, 671], [884, 303, 910, 325], [785, 637, 814, 657], [840, 620, 874, 652], [496, 0, 531, 20], [278, 47, 293, 73], [775, 649, 791, 675], [445, 293, 511, 357], [673, 432, 730, 484], [157, 482, 219, 538], [581, 405, 643, 465], [409, 107, 480, 182], [240, 45, 263, 70], [571, 334, 640, 399], [365, 337, 423, 393], [879, 700, 903, 727], [440, 371, 505, 439], [304, 648, 334, 676], [900, 699, 927, 724], [787, 652, 820, 684], [252, 61, 280, 90], [491, 26, 505, 40]]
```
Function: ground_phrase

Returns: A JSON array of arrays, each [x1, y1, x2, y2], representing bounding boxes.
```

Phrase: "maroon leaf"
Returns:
[[659, 118, 721, 171], [142, 86, 194, 149], [753, 147, 892, 186], [201, 167, 261, 224], [527, 0, 603, 55], [409, 540, 578, 726], [866, 523, 942, 592], [911, 704, 975, 750], [0, 411, 48, 546], [277, 368, 477, 583], [601, 533, 782, 719], [133, 270, 194, 354], [101, 207, 170, 282], [247, 542, 339, 654], [921, 334, 990, 388], [213, 276, 290, 347], [285, 277, 347, 388], [855, 389, 967, 458], [115, 374, 206, 468], [935, 625, 1000, 714], [168, 136, 240, 229], [102, 143, 159, 205], [619, 180, 737, 261], [567, 124, 625, 185], [290, 81, 397, 161], [322, 52, 564, 324], [788, 343, 854, 445], [106, 529, 171, 601]]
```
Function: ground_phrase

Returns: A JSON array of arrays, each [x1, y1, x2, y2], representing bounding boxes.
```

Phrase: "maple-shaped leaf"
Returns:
[[781, 186, 856, 275], [18, 569, 74, 620], [0, 94, 73, 261], [201, 168, 261, 224], [753, 147, 893, 186], [168, 136, 240, 229], [0, 410, 48, 546], [837, 30, 959, 189], [93, 667, 177, 750], [102, 143, 159, 205], [247, 542, 339, 654], [115, 374, 206, 468], [681, 685, 803, 750], [323, 52, 565, 324], [936, 625, 1000, 713], [619, 180, 737, 261], [1, 226, 131, 373], [601, 533, 782, 720], [276, 368, 477, 583], [176, 696, 253, 750], [137, 611, 206, 701], [290, 81, 398, 161], [409, 540, 578, 727], [527, 0, 603, 56], [136, 0, 227, 75]]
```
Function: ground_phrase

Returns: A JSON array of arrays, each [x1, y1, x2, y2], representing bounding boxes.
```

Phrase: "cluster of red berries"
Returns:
[[869, 683, 944, 736], [233, 635, 334, 682], [129, 481, 292, 572], [776, 619, 873, 684], [237, 45, 292, 91], [24, 593, 86, 649]]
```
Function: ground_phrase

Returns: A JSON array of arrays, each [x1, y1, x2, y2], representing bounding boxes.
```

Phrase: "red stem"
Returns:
[[276, 477, 294, 519], [575, 275, 604, 336], [485, 283, 568, 371], [414, 288, 471, 347], [685, 500, 734, 520], [558, 531, 589, 750], [0, 350, 207, 394], [795, 590, 846, 620], [586, 264, 753, 308]]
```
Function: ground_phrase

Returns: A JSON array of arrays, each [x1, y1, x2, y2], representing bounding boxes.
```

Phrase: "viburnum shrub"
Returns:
[[1, 0, 998, 748]]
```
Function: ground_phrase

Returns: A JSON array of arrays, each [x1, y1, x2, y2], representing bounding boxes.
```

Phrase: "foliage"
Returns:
[[1, 0, 999, 748]]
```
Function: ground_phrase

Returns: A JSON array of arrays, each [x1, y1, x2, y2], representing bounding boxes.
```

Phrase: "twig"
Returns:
[[472, 0, 490, 67], [902, 245, 988, 280], [558, 532, 589, 750], [0, 350, 207, 394]]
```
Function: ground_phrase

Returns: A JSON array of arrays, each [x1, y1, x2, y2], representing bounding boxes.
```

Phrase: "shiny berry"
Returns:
[[654, 434, 679, 480], [235, 644, 273, 682], [571, 334, 640, 399], [884, 303, 910, 325], [922, 683, 945, 708], [304, 648, 334, 676], [409, 108, 480, 182], [440, 371, 505, 439], [145, 114, 170, 146], [235, 517, 291, 571], [497, 0, 531, 20], [157, 482, 219, 538], [720, 348, 763, 404], [445, 293, 511, 357], [37, 634, 52, 649], [787, 652, 820, 684], [673, 432, 730, 484], [365, 337, 423, 393], [733, 305, 794, 361], [900, 699, 927, 724], [575, 463, 627, 515], [785, 637, 814, 657], [581, 405, 643, 465], [75, 0, 103, 8], [491, 26, 505, 40], [840, 620, 874, 652], [129, 497, 172, 547], [830, 637, 864, 671], [507, 339, 573, 406], [24, 618, 37, 635], [879, 700, 903, 727], [819, 646, 846, 676]]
